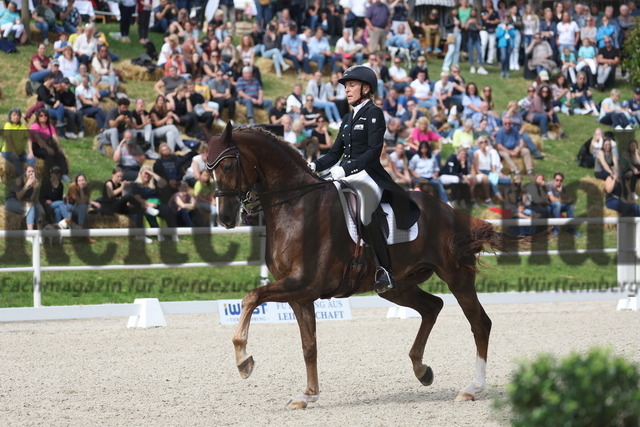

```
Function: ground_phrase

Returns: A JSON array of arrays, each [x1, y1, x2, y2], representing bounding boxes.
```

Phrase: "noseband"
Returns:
[[206, 142, 259, 211]]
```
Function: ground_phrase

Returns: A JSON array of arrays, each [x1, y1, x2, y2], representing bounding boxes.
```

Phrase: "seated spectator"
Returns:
[[461, 82, 483, 119], [407, 117, 442, 157], [383, 117, 403, 147], [72, 23, 97, 67], [236, 66, 273, 125], [452, 119, 475, 150], [59, 0, 81, 35], [96, 167, 137, 216], [158, 34, 181, 68], [147, 94, 186, 153], [57, 78, 82, 140], [362, 52, 389, 98], [596, 36, 620, 91], [605, 174, 640, 217], [495, 117, 534, 175], [281, 23, 307, 77], [388, 56, 413, 93], [76, 74, 106, 134], [164, 51, 187, 77], [185, 79, 217, 132], [150, 0, 178, 34], [166, 84, 200, 138], [32, 0, 64, 45], [306, 72, 341, 128], [208, 70, 236, 123], [131, 165, 177, 242], [182, 142, 208, 187], [310, 115, 333, 155], [526, 84, 559, 140], [408, 141, 449, 203], [0, 2, 25, 43], [599, 89, 632, 130], [39, 165, 69, 226], [381, 87, 399, 122], [269, 96, 287, 125], [551, 74, 571, 115], [169, 180, 202, 227], [410, 69, 437, 113], [439, 147, 474, 207], [501, 100, 524, 130], [286, 82, 304, 118], [29, 109, 70, 183], [335, 28, 364, 64], [300, 95, 321, 135], [112, 129, 144, 181], [131, 98, 158, 159], [472, 136, 510, 204], [570, 71, 598, 116], [153, 142, 184, 197], [517, 85, 536, 112], [398, 99, 424, 129], [388, 22, 423, 56], [37, 72, 66, 136], [471, 101, 499, 137], [623, 140, 640, 200], [433, 71, 454, 112], [5, 164, 43, 234], [628, 88, 640, 127], [324, 72, 349, 119], [409, 56, 429, 80], [281, 115, 298, 147], [304, 27, 336, 74], [594, 138, 619, 181], [58, 45, 78, 79], [559, 46, 577, 84], [596, 16, 618, 49], [397, 85, 418, 110], [523, 173, 550, 218], [261, 22, 289, 78], [547, 172, 581, 236], [525, 33, 556, 74], [66, 173, 100, 242], [101, 97, 133, 151], [388, 143, 412, 188], [91, 45, 120, 99], [29, 43, 52, 83], [575, 37, 597, 83], [2, 108, 34, 177]]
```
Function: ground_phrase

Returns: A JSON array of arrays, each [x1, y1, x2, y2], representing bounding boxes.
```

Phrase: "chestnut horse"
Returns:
[[207, 124, 524, 409]]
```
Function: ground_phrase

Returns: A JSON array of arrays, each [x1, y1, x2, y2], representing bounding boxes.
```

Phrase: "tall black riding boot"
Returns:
[[363, 216, 395, 294]]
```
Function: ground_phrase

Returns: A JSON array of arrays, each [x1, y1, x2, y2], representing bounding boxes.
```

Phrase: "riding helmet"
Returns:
[[338, 65, 378, 95]]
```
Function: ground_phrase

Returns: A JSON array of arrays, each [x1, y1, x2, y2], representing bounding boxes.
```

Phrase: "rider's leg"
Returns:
[[363, 209, 394, 294]]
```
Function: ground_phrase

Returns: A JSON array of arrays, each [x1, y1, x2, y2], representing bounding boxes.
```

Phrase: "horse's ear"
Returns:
[[222, 121, 233, 144]]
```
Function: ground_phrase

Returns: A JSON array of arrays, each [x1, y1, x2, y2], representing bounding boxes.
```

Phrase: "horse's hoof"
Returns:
[[237, 356, 254, 379], [418, 366, 434, 386], [285, 399, 308, 410], [455, 392, 475, 401]]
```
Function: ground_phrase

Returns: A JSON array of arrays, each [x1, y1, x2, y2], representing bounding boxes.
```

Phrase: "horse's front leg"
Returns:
[[232, 290, 260, 379], [285, 300, 319, 410]]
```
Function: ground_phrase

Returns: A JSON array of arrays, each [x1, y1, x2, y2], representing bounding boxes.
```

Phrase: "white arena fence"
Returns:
[[0, 217, 638, 323]]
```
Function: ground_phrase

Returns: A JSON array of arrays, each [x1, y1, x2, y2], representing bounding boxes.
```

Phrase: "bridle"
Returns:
[[205, 137, 332, 216]]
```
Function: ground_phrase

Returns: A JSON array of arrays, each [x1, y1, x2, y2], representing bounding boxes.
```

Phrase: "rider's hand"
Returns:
[[330, 166, 346, 180], [308, 162, 316, 172]]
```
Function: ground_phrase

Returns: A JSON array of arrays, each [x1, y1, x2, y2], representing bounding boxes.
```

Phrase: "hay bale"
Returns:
[[88, 213, 134, 229], [529, 133, 544, 153], [0, 206, 26, 230], [0, 83, 3, 100], [254, 56, 297, 77], [26, 95, 38, 111], [580, 176, 605, 199], [97, 82, 128, 95], [83, 116, 99, 135], [501, 158, 527, 175], [93, 136, 114, 157], [1, 158, 46, 183], [116, 61, 164, 82], [19, 78, 31, 97], [586, 205, 619, 230], [233, 102, 269, 125], [522, 122, 541, 135]]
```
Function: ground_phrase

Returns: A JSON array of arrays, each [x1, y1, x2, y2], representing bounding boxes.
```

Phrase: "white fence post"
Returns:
[[617, 219, 636, 288], [32, 232, 42, 308], [259, 231, 269, 286]]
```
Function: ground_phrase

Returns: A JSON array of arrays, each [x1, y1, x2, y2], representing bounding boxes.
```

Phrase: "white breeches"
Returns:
[[339, 170, 383, 226]]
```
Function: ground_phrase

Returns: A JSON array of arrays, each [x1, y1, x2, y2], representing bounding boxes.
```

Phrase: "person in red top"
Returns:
[[29, 43, 52, 82]]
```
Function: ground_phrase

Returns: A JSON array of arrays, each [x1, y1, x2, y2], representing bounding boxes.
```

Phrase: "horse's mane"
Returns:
[[235, 127, 320, 180]]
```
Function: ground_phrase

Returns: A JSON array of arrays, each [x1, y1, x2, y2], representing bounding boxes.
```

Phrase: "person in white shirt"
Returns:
[[433, 71, 454, 111], [388, 56, 412, 92], [286, 82, 304, 119], [72, 23, 97, 66], [410, 69, 436, 112], [334, 28, 364, 64]]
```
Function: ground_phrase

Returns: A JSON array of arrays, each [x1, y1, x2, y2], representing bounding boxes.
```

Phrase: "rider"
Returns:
[[308, 66, 419, 293]]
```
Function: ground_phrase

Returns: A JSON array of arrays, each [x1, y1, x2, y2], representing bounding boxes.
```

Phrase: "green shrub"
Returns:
[[623, 18, 640, 88], [497, 347, 640, 427]]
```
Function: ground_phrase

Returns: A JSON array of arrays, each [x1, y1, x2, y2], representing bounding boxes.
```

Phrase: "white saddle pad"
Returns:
[[333, 182, 419, 246]]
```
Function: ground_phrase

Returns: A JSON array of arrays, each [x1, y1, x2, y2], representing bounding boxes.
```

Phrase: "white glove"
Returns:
[[308, 162, 316, 172], [330, 166, 346, 180]]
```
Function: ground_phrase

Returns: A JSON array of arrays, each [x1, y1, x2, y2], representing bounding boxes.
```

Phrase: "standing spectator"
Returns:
[[442, 8, 462, 71], [496, 15, 516, 78], [521, 4, 539, 50], [76, 74, 106, 134], [365, 0, 390, 54], [2, 109, 34, 176], [421, 8, 442, 55], [539, 8, 558, 62], [255, 0, 273, 29], [555, 11, 579, 54], [547, 172, 580, 236], [596, 16, 618, 49], [464, 8, 488, 75], [236, 66, 273, 125], [596, 36, 620, 91], [505, 4, 522, 72], [32, 0, 63, 45], [495, 117, 534, 175], [480, 1, 499, 66], [580, 16, 597, 43], [219, 0, 236, 37], [137, 0, 153, 44]]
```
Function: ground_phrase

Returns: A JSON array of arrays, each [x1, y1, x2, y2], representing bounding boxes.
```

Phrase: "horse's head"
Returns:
[[206, 122, 257, 228]]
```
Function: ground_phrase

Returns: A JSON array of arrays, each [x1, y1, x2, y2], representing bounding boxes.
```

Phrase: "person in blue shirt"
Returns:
[[304, 27, 336, 74], [281, 23, 308, 77], [495, 118, 534, 175]]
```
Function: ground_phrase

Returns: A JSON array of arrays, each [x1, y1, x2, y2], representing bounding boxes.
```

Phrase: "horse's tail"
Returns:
[[447, 212, 544, 272]]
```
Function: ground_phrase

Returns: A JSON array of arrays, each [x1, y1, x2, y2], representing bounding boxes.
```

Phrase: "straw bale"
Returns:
[[1, 158, 46, 183], [529, 133, 544, 152], [88, 214, 134, 229], [579, 176, 605, 199], [522, 122, 541, 135], [116, 61, 164, 82], [0, 207, 26, 230], [83, 117, 99, 135], [0, 83, 3, 100], [500, 158, 526, 175], [586, 205, 619, 230], [19, 78, 31, 97], [97, 82, 128, 95], [93, 136, 114, 158], [254, 57, 296, 77], [232, 103, 269, 125]]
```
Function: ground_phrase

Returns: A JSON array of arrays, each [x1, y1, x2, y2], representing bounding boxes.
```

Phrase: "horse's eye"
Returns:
[[223, 163, 233, 173]]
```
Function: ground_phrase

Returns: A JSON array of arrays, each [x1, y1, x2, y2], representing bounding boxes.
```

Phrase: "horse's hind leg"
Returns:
[[438, 267, 491, 401], [285, 300, 320, 410], [380, 285, 444, 386]]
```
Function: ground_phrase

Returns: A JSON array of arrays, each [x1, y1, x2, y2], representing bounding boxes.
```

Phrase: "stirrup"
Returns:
[[374, 267, 394, 294]]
